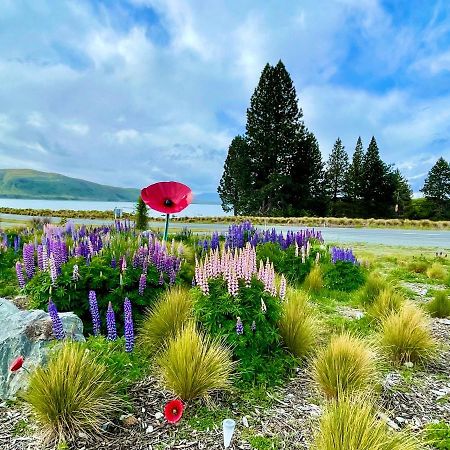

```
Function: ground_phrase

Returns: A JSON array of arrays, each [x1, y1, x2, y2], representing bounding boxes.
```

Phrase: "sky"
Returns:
[[0, 0, 449, 195]]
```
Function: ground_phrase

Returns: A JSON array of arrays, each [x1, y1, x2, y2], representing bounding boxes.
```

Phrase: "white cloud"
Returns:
[[27, 112, 46, 128], [61, 122, 90, 135]]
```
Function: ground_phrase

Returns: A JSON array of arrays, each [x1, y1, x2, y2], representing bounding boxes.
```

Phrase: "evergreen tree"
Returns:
[[390, 169, 412, 215], [421, 157, 450, 219], [135, 196, 148, 230], [344, 136, 364, 202], [218, 136, 251, 215], [326, 137, 349, 203]]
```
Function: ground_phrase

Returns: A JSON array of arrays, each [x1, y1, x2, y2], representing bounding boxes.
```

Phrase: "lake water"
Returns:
[[0, 198, 229, 217]]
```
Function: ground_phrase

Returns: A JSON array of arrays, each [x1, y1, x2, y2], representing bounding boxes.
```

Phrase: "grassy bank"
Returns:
[[1, 207, 450, 229]]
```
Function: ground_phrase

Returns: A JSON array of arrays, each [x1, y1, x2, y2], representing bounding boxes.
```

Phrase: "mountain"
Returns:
[[0, 169, 140, 201]]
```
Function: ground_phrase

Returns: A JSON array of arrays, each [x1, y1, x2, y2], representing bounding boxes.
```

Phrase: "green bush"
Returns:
[[323, 260, 366, 292], [139, 286, 193, 352], [23, 342, 121, 446], [314, 395, 419, 450], [424, 421, 450, 449], [426, 291, 450, 318], [193, 277, 292, 385], [278, 288, 319, 358], [312, 333, 377, 398], [156, 322, 233, 401]]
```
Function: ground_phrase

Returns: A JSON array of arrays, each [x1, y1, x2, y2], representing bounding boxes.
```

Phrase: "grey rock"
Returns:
[[0, 298, 84, 400]]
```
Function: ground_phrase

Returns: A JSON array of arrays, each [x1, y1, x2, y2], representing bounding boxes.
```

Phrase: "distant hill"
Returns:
[[0, 169, 139, 201]]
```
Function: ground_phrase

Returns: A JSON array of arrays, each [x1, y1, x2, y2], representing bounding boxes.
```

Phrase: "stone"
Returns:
[[121, 414, 139, 427], [0, 298, 84, 400], [154, 412, 163, 420]]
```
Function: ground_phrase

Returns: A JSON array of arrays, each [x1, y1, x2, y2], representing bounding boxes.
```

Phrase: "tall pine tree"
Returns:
[[345, 137, 364, 202], [326, 138, 349, 206], [421, 157, 450, 219]]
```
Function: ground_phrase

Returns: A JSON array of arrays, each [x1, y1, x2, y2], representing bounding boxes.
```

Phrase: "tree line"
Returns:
[[218, 61, 450, 220]]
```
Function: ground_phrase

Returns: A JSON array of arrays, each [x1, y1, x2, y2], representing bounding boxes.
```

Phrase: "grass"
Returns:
[[278, 288, 319, 358], [156, 322, 234, 401], [426, 290, 450, 318], [313, 395, 419, 450], [424, 421, 450, 449], [427, 262, 448, 280], [312, 333, 377, 398], [22, 342, 121, 446], [139, 286, 193, 353], [378, 303, 437, 364], [304, 265, 323, 292], [358, 272, 387, 306], [367, 288, 405, 322]]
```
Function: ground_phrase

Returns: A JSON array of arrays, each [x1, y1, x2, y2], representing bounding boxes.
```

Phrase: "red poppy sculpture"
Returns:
[[10, 356, 24, 372], [141, 181, 193, 240], [164, 399, 184, 424]]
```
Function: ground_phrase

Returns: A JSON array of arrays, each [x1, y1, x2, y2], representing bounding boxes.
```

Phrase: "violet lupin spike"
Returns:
[[106, 301, 118, 341], [124, 297, 134, 352], [48, 299, 65, 340], [15, 261, 25, 289], [138, 272, 146, 296], [88, 290, 101, 336]]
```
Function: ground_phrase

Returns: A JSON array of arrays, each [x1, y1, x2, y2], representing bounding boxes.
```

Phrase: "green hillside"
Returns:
[[0, 169, 140, 201]]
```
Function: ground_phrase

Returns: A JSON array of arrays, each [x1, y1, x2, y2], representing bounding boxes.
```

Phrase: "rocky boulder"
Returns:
[[0, 298, 85, 399]]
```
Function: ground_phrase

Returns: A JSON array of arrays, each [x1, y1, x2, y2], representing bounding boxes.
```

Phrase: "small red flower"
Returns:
[[141, 182, 193, 214], [10, 356, 24, 372], [164, 399, 184, 424]]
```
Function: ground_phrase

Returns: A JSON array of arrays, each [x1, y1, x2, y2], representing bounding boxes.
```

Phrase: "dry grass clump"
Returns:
[[304, 265, 323, 293], [278, 288, 319, 359], [427, 262, 447, 280], [314, 395, 419, 450], [139, 286, 193, 353], [312, 333, 377, 398], [378, 303, 436, 364], [368, 288, 405, 322], [23, 342, 121, 446], [426, 290, 450, 318], [156, 322, 233, 401], [359, 272, 387, 305], [407, 259, 429, 274]]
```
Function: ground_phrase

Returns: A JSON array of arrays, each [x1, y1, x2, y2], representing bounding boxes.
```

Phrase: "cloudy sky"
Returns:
[[0, 0, 449, 194]]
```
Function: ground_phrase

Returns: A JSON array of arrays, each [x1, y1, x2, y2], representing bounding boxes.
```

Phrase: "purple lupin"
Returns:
[[48, 299, 65, 340], [124, 297, 134, 352], [106, 301, 117, 341], [138, 272, 146, 296], [88, 290, 101, 336], [15, 261, 25, 289]]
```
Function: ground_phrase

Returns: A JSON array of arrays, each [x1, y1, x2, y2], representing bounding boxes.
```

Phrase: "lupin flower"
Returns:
[[260, 298, 267, 313], [138, 272, 146, 296], [15, 261, 25, 289], [23, 243, 35, 279], [72, 264, 80, 281], [124, 297, 134, 352], [88, 290, 101, 336], [279, 275, 287, 300], [111, 257, 116, 269], [159, 272, 164, 285], [106, 301, 118, 341], [49, 254, 58, 284], [236, 317, 244, 335], [48, 299, 65, 340], [251, 320, 256, 332]]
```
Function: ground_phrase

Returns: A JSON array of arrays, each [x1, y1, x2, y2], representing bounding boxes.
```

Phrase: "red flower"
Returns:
[[10, 356, 24, 372], [164, 399, 184, 424], [141, 182, 193, 214]]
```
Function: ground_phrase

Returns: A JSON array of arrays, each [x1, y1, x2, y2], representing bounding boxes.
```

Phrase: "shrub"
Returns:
[[407, 258, 429, 274], [278, 289, 319, 358], [359, 272, 387, 305], [304, 265, 323, 293], [424, 421, 450, 449], [23, 342, 121, 446], [427, 263, 447, 280], [426, 290, 450, 318], [312, 333, 377, 398], [139, 286, 193, 352], [314, 395, 419, 450], [378, 303, 436, 364], [368, 288, 404, 322], [323, 260, 366, 292], [156, 322, 233, 401]]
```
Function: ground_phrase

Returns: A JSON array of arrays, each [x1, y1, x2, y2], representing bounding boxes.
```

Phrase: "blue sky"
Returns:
[[0, 0, 449, 194]]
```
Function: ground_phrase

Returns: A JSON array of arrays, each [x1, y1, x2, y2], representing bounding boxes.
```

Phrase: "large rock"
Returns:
[[0, 298, 85, 399]]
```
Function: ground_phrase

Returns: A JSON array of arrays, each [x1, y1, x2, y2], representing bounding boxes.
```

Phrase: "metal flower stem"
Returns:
[[163, 213, 170, 241]]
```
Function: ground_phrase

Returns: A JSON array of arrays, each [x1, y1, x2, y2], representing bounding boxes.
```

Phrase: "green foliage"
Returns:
[[358, 272, 387, 305], [135, 196, 149, 230], [344, 136, 364, 203], [367, 288, 404, 322], [156, 322, 233, 401], [427, 262, 447, 280], [139, 286, 193, 353], [23, 342, 121, 446], [312, 333, 377, 398], [278, 288, 319, 358], [421, 157, 450, 204], [425, 421, 450, 449], [193, 277, 292, 385], [304, 264, 323, 292], [407, 258, 429, 274], [0, 246, 20, 297], [426, 290, 450, 318], [378, 303, 436, 364], [323, 260, 366, 292], [314, 395, 419, 450], [326, 137, 349, 210]]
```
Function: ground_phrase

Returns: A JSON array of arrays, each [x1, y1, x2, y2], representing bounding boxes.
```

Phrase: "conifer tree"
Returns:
[[344, 136, 364, 202], [326, 138, 349, 204], [421, 157, 450, 218], [390, 169, 412, 215], [135, 196, 148, 230]]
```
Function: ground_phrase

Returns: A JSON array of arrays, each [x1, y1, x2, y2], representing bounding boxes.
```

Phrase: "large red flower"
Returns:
[[10, 356, 24, 372], [164, 399, 184, 424], [141, 182, 193, 214]]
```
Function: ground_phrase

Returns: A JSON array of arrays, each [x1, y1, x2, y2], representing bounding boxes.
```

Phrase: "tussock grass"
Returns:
[[156, 322, 233, 401], [314, 395, 419, 450], [427, 262, 447, 280], [23, 342, 121, 446], [378, 303, 436, 364], [304, 265, 323, 293], [368, 288, 404, 322], [426, 290, 450, 318], [407, 259, 429, 274], [278, 288, 319, 358], [359, 272, 387, 305], [139, 286, 193, 352], [312, 333, 377, 398]]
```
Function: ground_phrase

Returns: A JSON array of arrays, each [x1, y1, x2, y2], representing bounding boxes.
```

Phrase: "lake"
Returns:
[[0, 198, 229, 217]]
